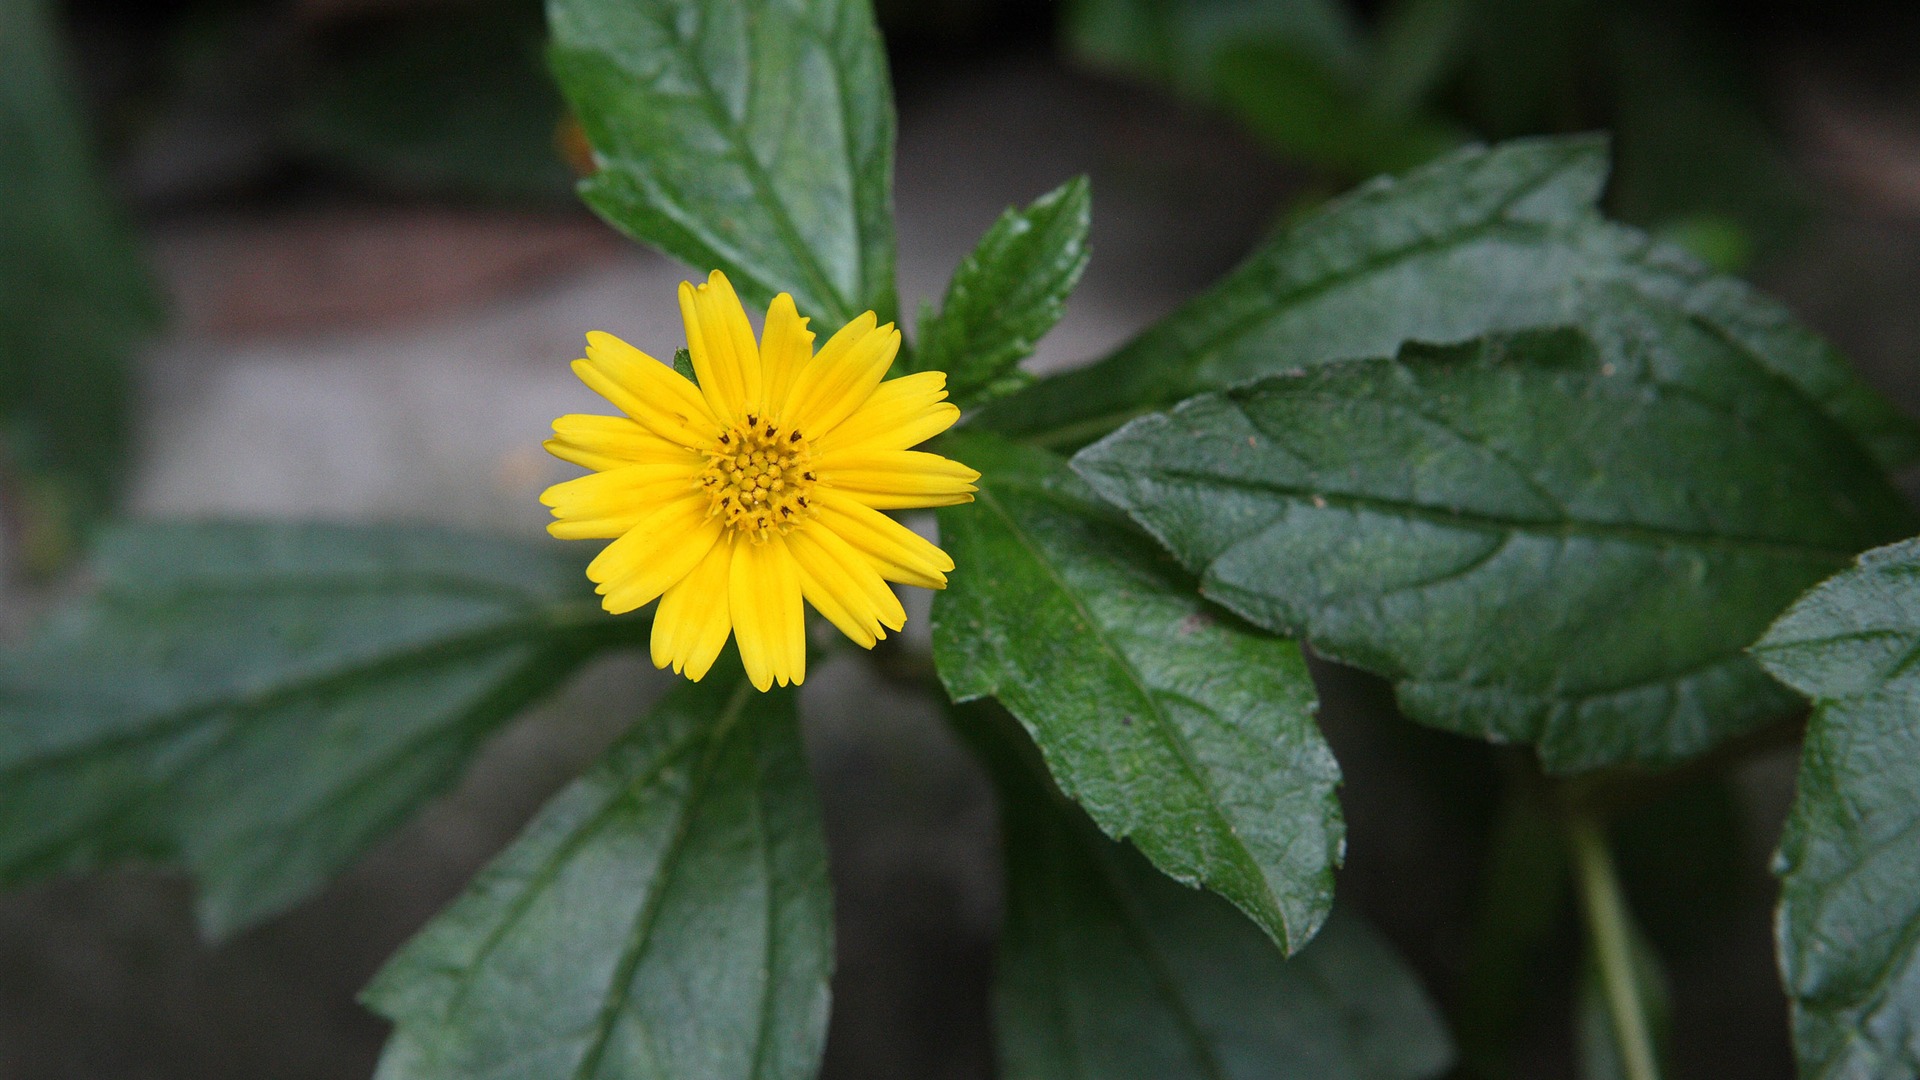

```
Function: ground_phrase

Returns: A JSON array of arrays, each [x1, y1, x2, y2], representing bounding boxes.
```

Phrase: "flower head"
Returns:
[[542, 270, 978, 691]]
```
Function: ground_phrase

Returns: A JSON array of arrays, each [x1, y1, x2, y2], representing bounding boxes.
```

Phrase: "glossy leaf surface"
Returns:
[[958, 704, 1451, 1080], [366, 673, 831, 1080], [1075, 330, 1914, 772], [980, 136, 1919, 472], [549, 0, 898, 325], [913, 176, 1091, 407], [934, 432, 1342, 951]]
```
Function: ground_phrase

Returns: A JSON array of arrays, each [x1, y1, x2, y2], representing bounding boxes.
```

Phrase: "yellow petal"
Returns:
[[588, 495, 724, 614], [729, 537, 806, 691], [785, 314, 898, 439], [573, 332, 718, 448], [786, 524, 906, 648], [759, 293, 813, 423], [544, 414, 703, 472], [651, 535, 735, 680], [812, 371, 960, 455], [814, 448, 980, 510], [678, 270, 761, 423], [540, 463, 702, 539], [811, 488, 954, 590]]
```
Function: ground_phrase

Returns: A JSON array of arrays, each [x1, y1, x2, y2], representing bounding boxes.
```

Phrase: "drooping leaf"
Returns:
[[913, 176, 1091, 406], [0, 0, 161, 570], [979, 136, 1920, 473], [1074, 329, 1915, 772], [0, 522, 639, 937], [1753, 538, 1920, 1078], [955, 702, 1451, 1080], [365, 672, 832, 1080], [932, 432, 1341, 952], [549, 0, 898, 326]]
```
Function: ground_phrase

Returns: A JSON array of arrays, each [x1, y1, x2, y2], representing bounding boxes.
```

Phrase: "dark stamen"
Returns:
[[718, 432, 729, 443], [789, 431, 801, 442]]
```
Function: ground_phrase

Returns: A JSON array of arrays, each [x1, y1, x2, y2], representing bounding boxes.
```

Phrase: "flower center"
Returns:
[[701, 413, 816, 540]]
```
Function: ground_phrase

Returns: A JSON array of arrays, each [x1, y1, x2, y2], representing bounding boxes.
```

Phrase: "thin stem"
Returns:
[[1565, 812, 1661, 1080]]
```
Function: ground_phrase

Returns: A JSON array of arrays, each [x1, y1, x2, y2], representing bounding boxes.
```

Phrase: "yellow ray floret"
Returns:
[[540, 269, 976, 691]]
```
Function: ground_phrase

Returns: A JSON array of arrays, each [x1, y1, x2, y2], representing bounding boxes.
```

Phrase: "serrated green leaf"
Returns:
[[0, 0, 161, 569], [932, 431, 1341, 952], [0, 521, 638, 937], [549, 0, 898, 327], [1074, 329, 1915, 773], [365, 672, 831, 1080], [979, 136, 1920, 473], [955, 703, 1450, 1080], [1753, 537, 1920, 1078], [913, 176, 1091, 407]]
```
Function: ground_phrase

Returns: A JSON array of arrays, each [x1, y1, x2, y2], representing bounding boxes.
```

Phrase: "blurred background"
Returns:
[[3, 0, 1920, 1076]]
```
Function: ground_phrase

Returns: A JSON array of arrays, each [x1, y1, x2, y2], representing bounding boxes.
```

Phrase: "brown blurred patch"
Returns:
[[153, 208, 625, 340], [1792, 71, 1920, 219]]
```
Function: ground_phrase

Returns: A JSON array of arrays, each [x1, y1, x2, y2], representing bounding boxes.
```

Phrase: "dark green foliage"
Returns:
[[958, 703, 1452, 1080], [0, 0, 161, 570], [978, 137, 1918, 472], [0, 522, 640, 937], [933, 432, 1342, 952], [295, 0, 575, 200], [1074, 330, 1915, 771], [1754, 539, 1920, 1078], [548, 0, 899, 326], [913, 177, 1092, 406], [366, 673, 832, 1080], [1063, 0, 1456, 176]]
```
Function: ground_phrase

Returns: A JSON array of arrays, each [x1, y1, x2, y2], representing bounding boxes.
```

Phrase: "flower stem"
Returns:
[[1566, 812, 1661, 1080]]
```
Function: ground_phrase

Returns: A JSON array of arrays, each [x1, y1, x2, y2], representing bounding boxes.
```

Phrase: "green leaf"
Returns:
[[1074, 329, 1916, 772], [978, 136, 1920, 473], [913, 176, 1091, 407], [955, 703, 1451, 1080], [365, 672, 831, 1080], [549, 0, 898, 326], [294, 0, 574, 201], [1063, 0, 1455, 177], [1211, 41, 1461, 177], [1753, 537, 1920, 1078], [932, 431, 1342, 952], [0, 521, 636, 937], [1065, 0, 1367, 100], [0, 0, 161, 569]]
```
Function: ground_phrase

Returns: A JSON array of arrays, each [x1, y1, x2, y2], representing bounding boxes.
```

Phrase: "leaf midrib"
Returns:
[[573, 679, 758, 1080], [613, 2, 854, 320]]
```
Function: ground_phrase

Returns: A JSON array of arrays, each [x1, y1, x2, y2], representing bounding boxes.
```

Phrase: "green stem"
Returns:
[[1566, 812, 1660, 1080]]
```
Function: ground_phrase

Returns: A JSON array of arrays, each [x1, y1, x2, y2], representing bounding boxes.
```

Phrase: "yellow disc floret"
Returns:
[[704, 413, 817, 539]]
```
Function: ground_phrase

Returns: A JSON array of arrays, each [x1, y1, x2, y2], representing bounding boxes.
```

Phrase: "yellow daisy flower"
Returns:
[[541, 270, 978, 692]]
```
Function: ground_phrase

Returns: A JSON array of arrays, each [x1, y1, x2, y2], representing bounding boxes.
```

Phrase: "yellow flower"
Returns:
[[541, 270, 978, 691]]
